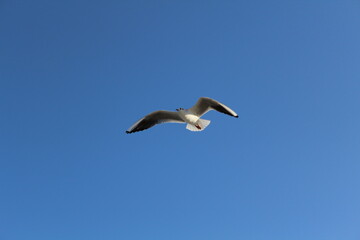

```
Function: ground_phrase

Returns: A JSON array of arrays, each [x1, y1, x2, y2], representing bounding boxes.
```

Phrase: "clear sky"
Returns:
[[1, 1, 360, 239]]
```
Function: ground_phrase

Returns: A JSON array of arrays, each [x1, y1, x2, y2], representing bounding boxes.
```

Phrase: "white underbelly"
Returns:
[[179, 112, 199, 124]]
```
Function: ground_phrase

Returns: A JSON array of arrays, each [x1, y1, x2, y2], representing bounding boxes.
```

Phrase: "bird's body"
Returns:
[[177, 109, 210, 131], [126, 97, 238, 134], [177, 109, 200, 125]]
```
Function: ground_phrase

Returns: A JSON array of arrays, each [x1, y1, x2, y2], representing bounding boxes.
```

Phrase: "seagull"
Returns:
[[126, 97, 238, 134]]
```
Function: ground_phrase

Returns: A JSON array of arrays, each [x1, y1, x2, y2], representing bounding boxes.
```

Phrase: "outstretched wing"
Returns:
[[189, 97, 238, 118], [126, 110, 185, 134]]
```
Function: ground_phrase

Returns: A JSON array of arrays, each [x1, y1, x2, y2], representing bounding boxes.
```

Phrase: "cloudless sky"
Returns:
[[1, 1, 360, 239]]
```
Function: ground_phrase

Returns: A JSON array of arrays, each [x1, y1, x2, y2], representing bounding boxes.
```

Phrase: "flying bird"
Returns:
[[126, 97, 238, 134]]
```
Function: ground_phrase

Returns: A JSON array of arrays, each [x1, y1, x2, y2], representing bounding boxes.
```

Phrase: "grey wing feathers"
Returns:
[[126, 110, 184, 134], [189, 97, 238, 118]]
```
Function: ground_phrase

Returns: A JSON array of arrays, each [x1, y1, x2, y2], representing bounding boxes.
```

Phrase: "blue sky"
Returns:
[[1, 0, 360, 239]]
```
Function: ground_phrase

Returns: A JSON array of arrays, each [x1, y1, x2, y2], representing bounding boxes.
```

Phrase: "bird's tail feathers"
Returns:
[[186, 119, 211, 132]]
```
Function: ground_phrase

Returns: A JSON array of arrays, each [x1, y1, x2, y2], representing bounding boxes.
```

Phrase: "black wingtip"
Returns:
[[126, 131, 131, 134], [235, 115, 239, 118]]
